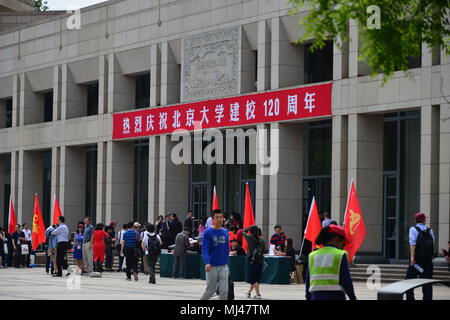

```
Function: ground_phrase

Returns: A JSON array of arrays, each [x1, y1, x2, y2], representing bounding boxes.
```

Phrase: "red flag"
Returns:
[[343, 181, 366, 262], [212, 186, 219, 211], [53, 196, 62, 225], [31, 194, 46, 251], [242, 183, 255, 253], [8, 195, 17, 234], [304, 196, 322, 250]]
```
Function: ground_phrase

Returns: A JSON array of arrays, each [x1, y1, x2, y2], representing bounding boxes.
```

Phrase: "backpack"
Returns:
[[251, 238, 264, 265], [147, 233, 161, 254], [414, 226, 434, 260]]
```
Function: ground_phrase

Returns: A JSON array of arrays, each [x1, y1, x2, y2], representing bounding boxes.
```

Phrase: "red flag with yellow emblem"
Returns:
[[32, 194, 46, 250], [343, 181, 366, 262]]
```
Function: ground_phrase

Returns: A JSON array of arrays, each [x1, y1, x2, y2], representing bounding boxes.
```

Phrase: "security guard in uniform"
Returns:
[[305, 225, 356, 300]]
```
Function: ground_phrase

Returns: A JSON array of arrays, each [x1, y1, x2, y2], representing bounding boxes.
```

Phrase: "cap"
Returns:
[[414, 212, 427, 222], [328, 224, 345, 238], [77, 224, 83, 228], [133, 222, 141, 228]]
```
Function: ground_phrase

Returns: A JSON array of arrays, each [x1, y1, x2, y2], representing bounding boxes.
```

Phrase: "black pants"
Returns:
[[405, 260, 433, 300], [56, 242, 69, 276], [105, 246, 113, 269], [146, 251, 160, 282], [24, 241, 31, 267], [124, 247, 138, 279]]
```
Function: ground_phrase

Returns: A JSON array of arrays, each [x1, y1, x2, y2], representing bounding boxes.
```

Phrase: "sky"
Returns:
[[46, 0, 108, 10]]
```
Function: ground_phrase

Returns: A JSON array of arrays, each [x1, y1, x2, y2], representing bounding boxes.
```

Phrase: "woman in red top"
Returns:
[[93, 223, 109, 272]]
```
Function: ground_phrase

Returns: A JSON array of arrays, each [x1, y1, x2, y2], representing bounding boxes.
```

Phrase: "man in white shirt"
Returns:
[[22, 223, 32, 267], [141, 224, 162, 284], [117, 224, 128, 272]]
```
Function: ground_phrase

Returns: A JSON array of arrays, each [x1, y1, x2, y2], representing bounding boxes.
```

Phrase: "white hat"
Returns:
[[133, 222, 141, 228]]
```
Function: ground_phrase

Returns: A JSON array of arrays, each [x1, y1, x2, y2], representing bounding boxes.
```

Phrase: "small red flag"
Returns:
[[343, 181, 366, 262], [304, 196, 322, 250], [53, 196, 62, 225], [212, 186, 219, 211], [242, 183, 255, 253], [8, 195, 17, 234], [31, 194, 46, 251]]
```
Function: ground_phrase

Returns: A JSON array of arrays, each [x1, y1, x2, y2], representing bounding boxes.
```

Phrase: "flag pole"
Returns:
[[298, 196, 315, 261]]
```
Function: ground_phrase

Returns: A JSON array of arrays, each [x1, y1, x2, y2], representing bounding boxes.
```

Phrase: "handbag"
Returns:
[[21, 244, 29, 255]]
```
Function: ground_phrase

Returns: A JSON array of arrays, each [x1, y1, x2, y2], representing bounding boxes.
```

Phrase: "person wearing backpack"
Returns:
[[242, 225, 267, 300], [142, 223, 162, 284], [405, 212, 436, 300]]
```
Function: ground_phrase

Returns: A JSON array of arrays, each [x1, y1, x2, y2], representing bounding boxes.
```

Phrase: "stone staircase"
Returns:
[[66, 255, 160, 273], [350, 264, 450, 283]]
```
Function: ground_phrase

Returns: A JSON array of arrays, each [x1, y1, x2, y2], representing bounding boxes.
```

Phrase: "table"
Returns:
[[159, 253, 201, 279], [259, 255, 293, 285], [199, 255, 247, 282]]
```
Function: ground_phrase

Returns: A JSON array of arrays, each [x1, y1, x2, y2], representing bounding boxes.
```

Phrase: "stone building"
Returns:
[[0, 0, 448, 263]]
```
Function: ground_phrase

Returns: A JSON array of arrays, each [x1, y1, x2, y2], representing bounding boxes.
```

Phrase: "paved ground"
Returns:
[[0, 267, 449, 300]]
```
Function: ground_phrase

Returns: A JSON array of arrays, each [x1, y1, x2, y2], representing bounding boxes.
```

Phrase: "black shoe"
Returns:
[[134, 273, 139, 281], [52, 274, 62, 277]]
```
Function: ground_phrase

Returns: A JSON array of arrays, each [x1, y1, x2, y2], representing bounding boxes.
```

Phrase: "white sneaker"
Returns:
[[253, 294, 262, 300], [245, 291, 251, 298]]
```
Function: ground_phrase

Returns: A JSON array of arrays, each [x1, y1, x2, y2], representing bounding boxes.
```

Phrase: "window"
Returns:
[[87, 83, 99, 116], [304, 41, 333, 84], [5, 99, 12, 128], [44, 92, 53, 122], [133, 140, 149, 223], [42, 150, 52, 227], [135, 74, 150, 109]]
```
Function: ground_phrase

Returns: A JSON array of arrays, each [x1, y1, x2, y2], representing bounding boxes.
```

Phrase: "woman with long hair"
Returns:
[[243, 225, 267, 299], [92, 223, 109, 273], [73, 224, 85, 273]]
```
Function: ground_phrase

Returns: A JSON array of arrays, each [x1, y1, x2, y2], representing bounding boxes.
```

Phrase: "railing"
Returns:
[[377, 279, 450, 300]]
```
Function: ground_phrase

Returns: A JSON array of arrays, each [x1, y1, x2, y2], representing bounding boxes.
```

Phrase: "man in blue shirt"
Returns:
[[51, 216, 70, 277], [120, 221, 139, 281], [201, 209, 229, 300], [405, 212, 435, 300]]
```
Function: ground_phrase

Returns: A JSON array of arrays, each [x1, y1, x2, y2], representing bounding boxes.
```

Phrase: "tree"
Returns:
[[289, 0, 450, 84], [33, 0, 49, 12]]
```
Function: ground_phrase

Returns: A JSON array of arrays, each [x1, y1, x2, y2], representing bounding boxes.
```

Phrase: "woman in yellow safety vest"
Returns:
[[305, 225, 357, 300]]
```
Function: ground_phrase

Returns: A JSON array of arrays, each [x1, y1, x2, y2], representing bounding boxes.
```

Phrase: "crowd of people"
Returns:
[[1, 208, 448, 301]]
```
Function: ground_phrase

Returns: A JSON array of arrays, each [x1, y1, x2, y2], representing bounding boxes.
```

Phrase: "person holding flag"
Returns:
[[305, 225, 356, 300]]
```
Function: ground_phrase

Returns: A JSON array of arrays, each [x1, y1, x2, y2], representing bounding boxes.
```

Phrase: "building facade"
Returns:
[[0, 0, 449, 263]]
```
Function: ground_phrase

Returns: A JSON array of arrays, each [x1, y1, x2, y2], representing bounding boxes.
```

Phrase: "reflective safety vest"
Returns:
[[308, 246, 346, 292]]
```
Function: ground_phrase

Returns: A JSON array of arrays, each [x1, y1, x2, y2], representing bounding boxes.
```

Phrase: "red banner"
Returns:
[[113, 83, 332, 140]]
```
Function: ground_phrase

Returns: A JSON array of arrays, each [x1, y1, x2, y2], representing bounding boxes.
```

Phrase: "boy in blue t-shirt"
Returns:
[[200, 209, 229, 300]]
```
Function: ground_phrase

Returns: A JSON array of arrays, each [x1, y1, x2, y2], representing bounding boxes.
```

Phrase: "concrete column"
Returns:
[[271, 17, 303, 89], [52, 65, 61, 121], [331, 115, 348, 223], [348, 20, 359, 78], [12, 74, 20, 127], [257, 20, 271, 92], [107, 53, 134, 113], [98, 55, 108, 115], [61, 64, 86, 120], [60, 146, 86, 229], [148, 135, 160, 223], [50, 146, 60, 223], [17, 151, 43, 224], [422, 43, 433, 67], [439, 103, 450, 252], [347, 114, 383, 255], [96, 141, 107, 224], [333, 37, 349, 80], [150, 44, 161, 107], [10, 151, 18, 217], [105, 141, 134, 224], [0, 156, 5, 224], [158, 134, 189, 216], [161, 41, 181, 106], [255, 124, 270, 239], [268, 122, 303, 245], [239, 26, 256, 94], [20, 73, 43, 125], [420, 105, 440, 239]]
